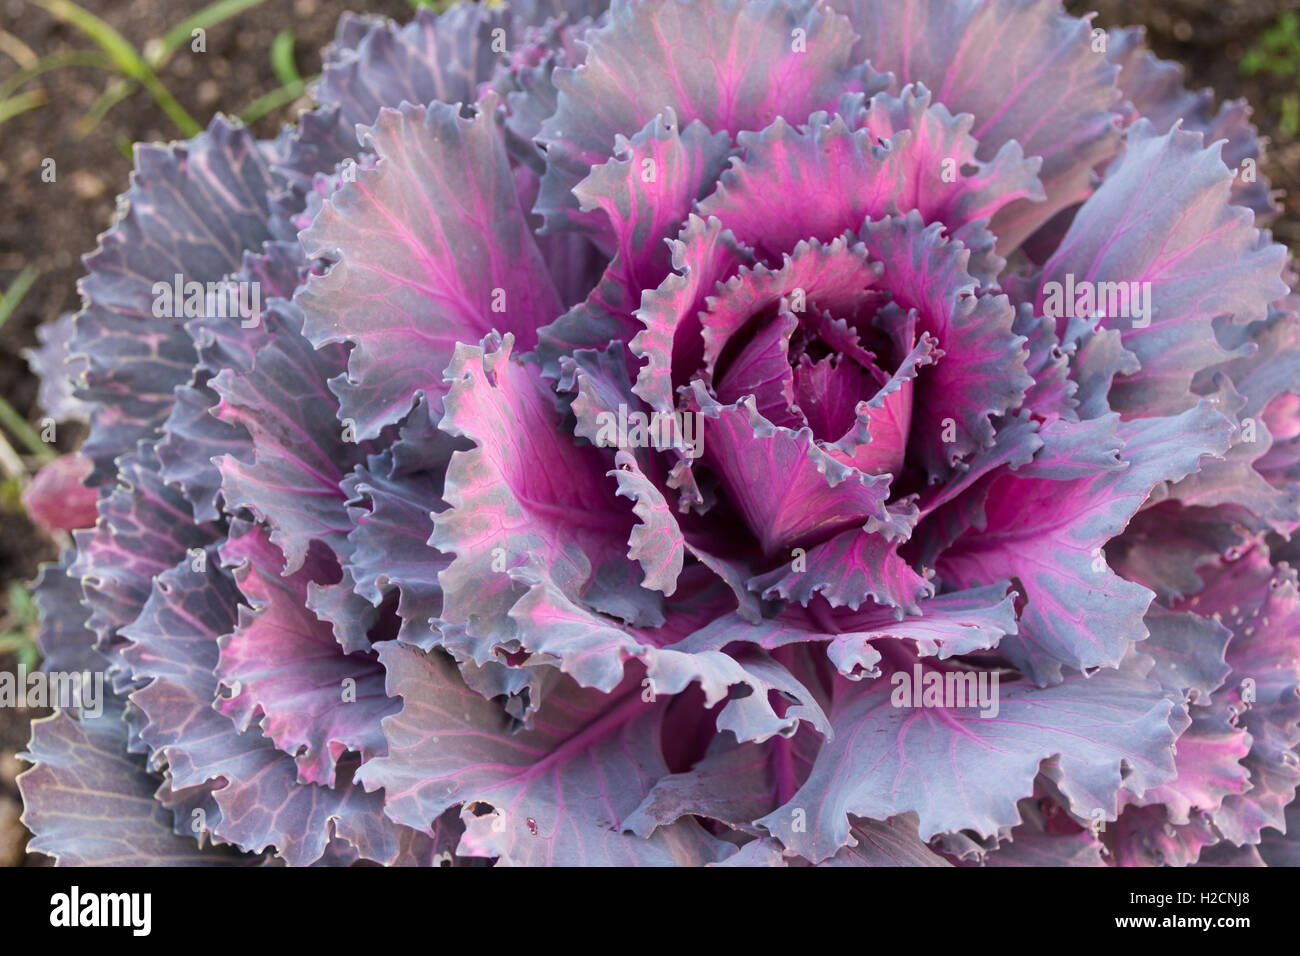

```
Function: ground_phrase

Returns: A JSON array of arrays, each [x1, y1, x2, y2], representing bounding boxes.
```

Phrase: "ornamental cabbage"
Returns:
[[17, 0, 1300, 867]]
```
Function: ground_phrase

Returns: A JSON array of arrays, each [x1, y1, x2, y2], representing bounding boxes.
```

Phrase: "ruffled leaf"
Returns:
[[212, 303, 364, 573], [298, 100, 563, 439], [315, 5, 507, 130], [1172, 309, 1300, 534], [509, 565, 828, 743], [1032, 122, 1289, 417], [683, 583, 1017, 679], [822, 816, 951, 867], [1107, 25, 1277, 221], [535, 0, 862, 234], [71, 450, 220, 651], [826, 0, 1123, 249], [939, 405, 1234, 684], [689, 385, 891, 557], [1108, 803, 1218, 867], [760, 658, 1178, 862], [32, 552, 109, 678], [70, 118, 277, 485], [22, 312, 89, 424], [342, 409, 462, 652], [631, 215, 753, 421], [119, 550, 412, 865], [856, 214, 1031, 477], [1181, 549, 1300, 847], [821, 332, 938, 476], [433, 333, 644, 681], [357, 643, 729, 865], [19, 700, 247, 866], [698, 234, 881, 382], [625, 720, 824, 838], [985, 801, 1106, 867], [538, 112, 734, 362], [1123, 708, 1250, 830], [697, 90, 1042, 270], [1140, 606, 1232, 704], [159, 241, 307, 522], [215, 525, 397, 787], [748, 526, 933, 616], [608, 451, 686, 596]]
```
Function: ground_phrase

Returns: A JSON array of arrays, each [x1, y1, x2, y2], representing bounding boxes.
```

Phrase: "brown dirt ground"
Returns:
[[0, 0, 1297, 865]]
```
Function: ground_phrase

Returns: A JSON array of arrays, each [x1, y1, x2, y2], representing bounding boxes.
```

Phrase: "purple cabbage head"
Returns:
[[17, 0, 1300, 867]]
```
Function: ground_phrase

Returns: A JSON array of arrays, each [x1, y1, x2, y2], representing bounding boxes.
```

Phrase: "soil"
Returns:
[[0, 0, 1297, 866]]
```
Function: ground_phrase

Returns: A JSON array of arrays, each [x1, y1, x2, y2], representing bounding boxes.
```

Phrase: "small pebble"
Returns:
[[69, 169, 106, 200], [0, 751, 24, 787]]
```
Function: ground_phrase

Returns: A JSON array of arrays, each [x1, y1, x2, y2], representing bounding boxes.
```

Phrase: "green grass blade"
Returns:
[[7, 583, 37, 622], [133, 70, 203, 136], [0, 265, 53, 463], [270, 29, 299, 86], [0, 49, 112, 101], [149, 0, 267, 67], [0, 88, 47, 125], [32, 0, 201, 136], [0, 265, 38, 329], [237, 76, 310, 125], [0, 631, 40, 672], [0, 28, 38, 68], [75, 76, 134, 137], [0, 395, 56, 463], [58, 0, 268, 136], [32, 0, 146, 77]]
